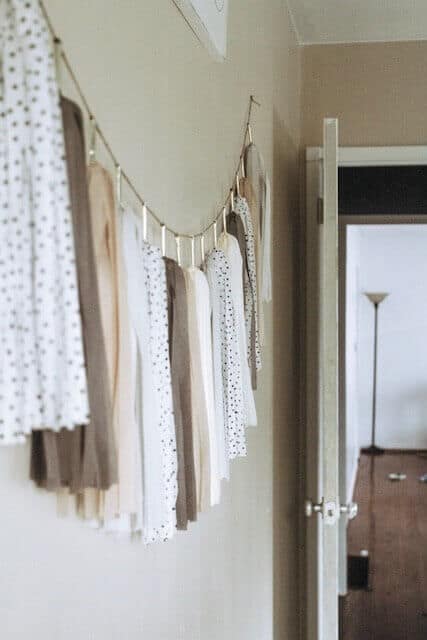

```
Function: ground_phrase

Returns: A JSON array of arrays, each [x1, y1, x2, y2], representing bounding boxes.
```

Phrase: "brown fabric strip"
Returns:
[[164, 258, 197, 527], [30, 97, 117, 492]]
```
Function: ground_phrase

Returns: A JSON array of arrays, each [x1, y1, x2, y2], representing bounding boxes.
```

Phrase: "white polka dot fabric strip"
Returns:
[[205, 248, 246, 461], [121, 207, 177, 543], [234, 195, 262, 373], [0, 0, 89, 443]]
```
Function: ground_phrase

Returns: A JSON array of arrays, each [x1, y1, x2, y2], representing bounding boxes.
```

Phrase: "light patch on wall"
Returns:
[[173, 0, 229, 60]]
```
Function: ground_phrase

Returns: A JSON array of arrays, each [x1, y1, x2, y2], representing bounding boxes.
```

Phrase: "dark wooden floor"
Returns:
[[341, 452, 427, 640]]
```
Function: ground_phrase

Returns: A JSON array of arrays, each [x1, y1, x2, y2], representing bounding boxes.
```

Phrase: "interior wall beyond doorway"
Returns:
[[302, 41, 427, 146], [356, 225, 427, 450]]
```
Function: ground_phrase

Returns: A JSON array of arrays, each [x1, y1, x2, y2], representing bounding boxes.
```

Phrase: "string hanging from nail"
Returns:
[[38, 1, 262, 255]]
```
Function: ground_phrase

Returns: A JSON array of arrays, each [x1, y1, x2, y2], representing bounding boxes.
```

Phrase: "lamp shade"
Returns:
[[364, 292, 389, 305]]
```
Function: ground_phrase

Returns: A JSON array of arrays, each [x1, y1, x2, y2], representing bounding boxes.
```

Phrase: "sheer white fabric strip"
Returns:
[[121, 206, 177, 543], [218, 233, 257, 428]]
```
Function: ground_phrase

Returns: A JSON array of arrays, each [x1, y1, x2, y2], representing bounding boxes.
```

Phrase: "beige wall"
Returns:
[[302, 41, 427, 146], [0, 2, 302, 639]]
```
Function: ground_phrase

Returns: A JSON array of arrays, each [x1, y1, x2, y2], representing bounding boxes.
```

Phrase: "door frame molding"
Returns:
[[304, 144, 427, 640], [306, 145, 427, 166]]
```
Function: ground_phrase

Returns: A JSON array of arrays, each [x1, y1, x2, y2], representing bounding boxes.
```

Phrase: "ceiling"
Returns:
[[287, 0, 427, 45]]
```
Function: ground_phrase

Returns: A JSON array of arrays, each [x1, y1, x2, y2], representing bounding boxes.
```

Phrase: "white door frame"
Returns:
[[305, 120, 339, 640], [304, 144, 427, 640], [307, 145, 427, 167]]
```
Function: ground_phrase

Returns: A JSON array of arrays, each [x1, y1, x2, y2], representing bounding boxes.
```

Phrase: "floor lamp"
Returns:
[[362, 292, 389, 456]]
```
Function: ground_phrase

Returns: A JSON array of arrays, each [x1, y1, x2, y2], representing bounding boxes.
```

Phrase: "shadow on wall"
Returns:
[[272, 107, 302, 639]]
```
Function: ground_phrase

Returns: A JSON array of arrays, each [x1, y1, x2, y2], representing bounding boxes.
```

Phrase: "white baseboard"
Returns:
[[347, 449, 360, 504]]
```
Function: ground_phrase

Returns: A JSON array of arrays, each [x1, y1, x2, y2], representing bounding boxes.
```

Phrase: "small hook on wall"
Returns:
[[175, 234, 181, 266]]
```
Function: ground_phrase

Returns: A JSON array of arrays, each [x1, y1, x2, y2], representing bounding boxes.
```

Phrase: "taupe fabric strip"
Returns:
[[164, 258, 197, 527], [30, 97, 117, 492]]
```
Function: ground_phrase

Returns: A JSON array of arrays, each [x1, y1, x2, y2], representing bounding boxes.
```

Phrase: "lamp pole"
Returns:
[[362, 292, 389, 456]]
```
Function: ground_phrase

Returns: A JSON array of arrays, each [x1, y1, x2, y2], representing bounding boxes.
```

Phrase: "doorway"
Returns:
[[340, 222, 427, 638], [304, 138, 427, 640]]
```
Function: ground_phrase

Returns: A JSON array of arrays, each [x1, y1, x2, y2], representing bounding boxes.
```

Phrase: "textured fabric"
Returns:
[[205, 249, 246, 463], [165, 258, 197, 528], [30, 99, 117, 492], [83, 163, 140, 527], [0, 0, 89, 444], [239, 176, 264, 344], [235, 195, 262, 389], [30, 428, 83, 492], [122, 207, 177, 543], [227, 211, 247, 286], [218, 232, 257, 428], [184, 268, 216, 510], [244, 143, 272, 304]]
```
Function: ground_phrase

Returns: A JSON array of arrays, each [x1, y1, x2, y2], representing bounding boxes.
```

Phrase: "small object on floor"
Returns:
[[348, 551, 370, 590], [388, 472, 407, 481], [419, 473, 427, 483]]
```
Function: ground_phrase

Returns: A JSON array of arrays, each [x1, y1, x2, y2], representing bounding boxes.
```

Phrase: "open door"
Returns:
[[305, 118, 339, 640]]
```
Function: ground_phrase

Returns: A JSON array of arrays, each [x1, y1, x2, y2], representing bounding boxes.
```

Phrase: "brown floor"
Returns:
[[341, 452, 427, 640]]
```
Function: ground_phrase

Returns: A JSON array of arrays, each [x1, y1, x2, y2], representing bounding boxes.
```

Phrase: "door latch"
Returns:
[[304, 498, 339, 525]]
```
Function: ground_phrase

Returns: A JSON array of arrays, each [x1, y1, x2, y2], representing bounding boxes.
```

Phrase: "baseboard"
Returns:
[[338, 595, 346, 640], [382, 448, 427, 455]]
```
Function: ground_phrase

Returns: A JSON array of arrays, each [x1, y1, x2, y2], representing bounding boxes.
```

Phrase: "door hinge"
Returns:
[[317, 197, 324, 224]]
